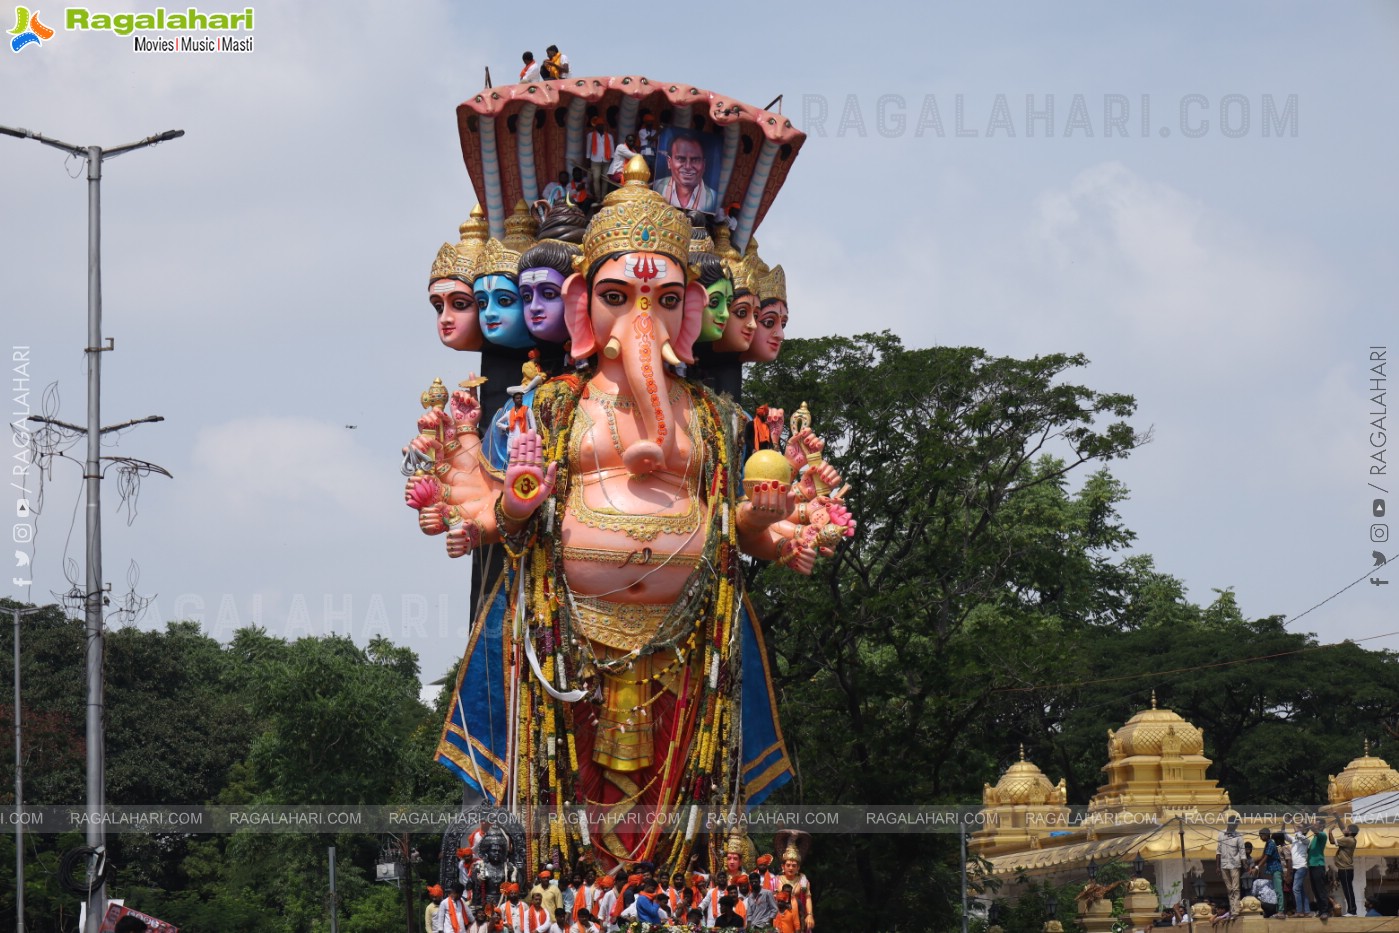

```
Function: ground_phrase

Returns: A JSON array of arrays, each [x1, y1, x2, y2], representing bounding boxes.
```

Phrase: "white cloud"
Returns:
[[1026, 161, 1325, 354]]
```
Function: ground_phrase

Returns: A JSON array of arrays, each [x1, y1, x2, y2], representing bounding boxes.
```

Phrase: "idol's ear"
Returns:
[[673, 281, 707, 364], [563, 272, 596, 358]]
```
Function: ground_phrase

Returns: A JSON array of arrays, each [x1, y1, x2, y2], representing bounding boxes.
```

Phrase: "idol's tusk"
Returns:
[[603, 336, 622, 360], [660, 340, 682, 368]]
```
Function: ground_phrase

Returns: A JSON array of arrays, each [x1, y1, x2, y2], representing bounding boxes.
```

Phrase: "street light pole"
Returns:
[[83, 139, 109, 933], [11, 603, 43, 933], [960, 817, 970, 933], [1177, 816, 1193, 933], [0, 123, 184, 933]]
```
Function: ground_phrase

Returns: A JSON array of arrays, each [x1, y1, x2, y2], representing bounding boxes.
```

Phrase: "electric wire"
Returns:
[[989, 552, 1399, 697]]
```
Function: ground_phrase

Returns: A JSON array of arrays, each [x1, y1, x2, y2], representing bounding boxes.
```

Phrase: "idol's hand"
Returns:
[[740, 481, 796, 532], [418, 505, 449, 536], [417, 406, 456, 440], [448, 390, 481, 431], [817, 497, 857, 538], [784, 428, 824, 471], [778, 535, 816, 575], [765, 406, 785, 444], [407, 433, 444, 461], [501, 430, 558, 523], [445, 520, 481, 558], [797, 462, 843, 502]]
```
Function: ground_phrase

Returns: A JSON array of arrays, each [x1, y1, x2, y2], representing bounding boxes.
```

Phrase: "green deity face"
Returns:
[[699, 277, 733, 342]]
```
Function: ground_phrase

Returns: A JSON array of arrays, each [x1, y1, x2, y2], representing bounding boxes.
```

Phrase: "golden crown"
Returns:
[[759, 264, 787, 304], [430, 243, 458, 283], [713, 223, 740, 263], [725, 826, 756, 864], [731, 237, 769, 294], [502, 199, 539, 254], [447, 204, 490, 282], [429, 241, 479, 285], [578, 156, 692, 274], [689, 229, 716, 256], [477, 237, 522, 280]]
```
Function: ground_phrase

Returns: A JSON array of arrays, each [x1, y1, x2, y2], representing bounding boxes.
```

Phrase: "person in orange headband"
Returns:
[[424, 884, 444, 933], [773, 890, 800, 933]]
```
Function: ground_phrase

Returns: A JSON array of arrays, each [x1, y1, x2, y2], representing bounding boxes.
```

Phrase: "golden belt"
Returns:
[[570, 594, 671, 651]]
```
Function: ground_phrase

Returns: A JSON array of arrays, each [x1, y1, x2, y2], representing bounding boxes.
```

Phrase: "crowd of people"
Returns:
[[422, 844, 814, 933], [508, 54, 738, 230], [1189, 815, 1375, 923], [533, 118, 728, 226]]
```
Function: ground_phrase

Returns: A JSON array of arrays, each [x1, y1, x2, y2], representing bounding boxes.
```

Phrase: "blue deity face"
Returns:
[[475, 274, 533, 349], [519, 266, 570, 344]]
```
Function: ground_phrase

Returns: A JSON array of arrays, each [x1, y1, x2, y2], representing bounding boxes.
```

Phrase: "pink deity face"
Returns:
[[716, 292, 759, 352], [782, 858, 800, 878], [724, 851, 742, 874], [429, 278, 482, 351], [741, 299, 788, 362], [588, 253, 689, 348]]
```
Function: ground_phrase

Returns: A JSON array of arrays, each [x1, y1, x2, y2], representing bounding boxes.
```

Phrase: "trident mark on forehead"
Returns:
[[624, 255, 666, 281]]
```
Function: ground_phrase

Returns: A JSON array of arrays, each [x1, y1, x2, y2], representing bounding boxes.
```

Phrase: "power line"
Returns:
[[1283, 555, 1393, 629]]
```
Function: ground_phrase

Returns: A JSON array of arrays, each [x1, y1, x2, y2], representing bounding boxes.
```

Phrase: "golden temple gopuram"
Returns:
[[971, 695, 1399, 931]]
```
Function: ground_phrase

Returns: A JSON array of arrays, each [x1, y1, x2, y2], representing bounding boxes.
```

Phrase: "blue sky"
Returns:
[[4, 1, 1397, 687]]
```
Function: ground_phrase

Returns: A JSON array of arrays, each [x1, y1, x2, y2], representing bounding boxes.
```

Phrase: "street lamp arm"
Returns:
[[0, 125, 185, 161], [0, 125, 87, 157], [28, 414, 85, 433], [103, 129, 186, 159], [98, 415, 165, 434], [29, 414, 165, 434], [100, 456, 173, 479]]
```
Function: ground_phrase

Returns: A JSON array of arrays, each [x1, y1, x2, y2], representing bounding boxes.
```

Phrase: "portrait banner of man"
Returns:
[[651, 126, 723, 215]]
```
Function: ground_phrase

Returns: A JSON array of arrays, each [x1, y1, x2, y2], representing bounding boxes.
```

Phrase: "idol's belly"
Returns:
[[559, 480, 707, 605]]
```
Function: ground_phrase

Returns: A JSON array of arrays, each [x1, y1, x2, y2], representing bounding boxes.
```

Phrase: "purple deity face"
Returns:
[[519, 266, 570, 344]]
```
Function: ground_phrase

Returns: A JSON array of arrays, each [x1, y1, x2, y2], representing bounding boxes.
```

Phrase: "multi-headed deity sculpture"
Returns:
[[404, 79, 852, 879]]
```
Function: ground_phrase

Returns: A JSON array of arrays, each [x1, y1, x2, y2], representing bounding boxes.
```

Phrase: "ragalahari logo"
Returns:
[[10, 6, 53, 51]]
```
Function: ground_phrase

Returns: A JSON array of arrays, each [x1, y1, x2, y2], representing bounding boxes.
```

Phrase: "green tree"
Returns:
[[744, 333, 1142, 931]]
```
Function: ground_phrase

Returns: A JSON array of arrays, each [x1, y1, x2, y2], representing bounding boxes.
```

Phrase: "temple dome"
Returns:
[[1110, 694, 1203, 758], [1088, 691, 1230, 820], [1328, 741, 1399, 804], [972, 746, 1070, 856], [989, 747, 1063, 806]]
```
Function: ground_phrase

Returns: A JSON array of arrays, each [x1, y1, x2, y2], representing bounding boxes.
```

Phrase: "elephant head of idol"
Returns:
[[564, 156, 706, 476]]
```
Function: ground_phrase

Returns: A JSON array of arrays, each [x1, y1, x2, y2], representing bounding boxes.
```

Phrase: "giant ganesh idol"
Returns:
[[403, 78, 854, 878]]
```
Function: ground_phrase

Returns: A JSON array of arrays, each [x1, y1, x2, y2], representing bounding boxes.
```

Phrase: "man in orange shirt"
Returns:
[[773, 891, 801, 933]]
